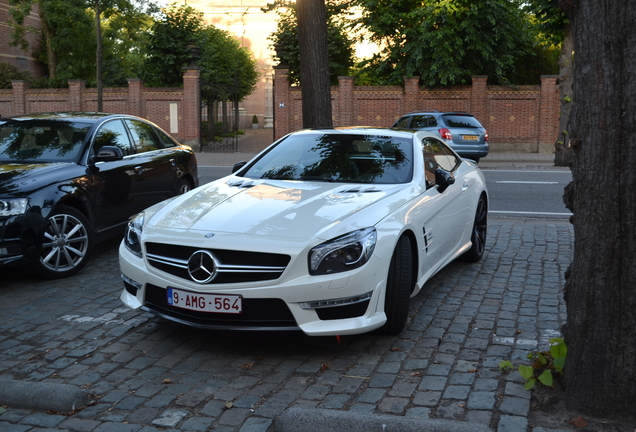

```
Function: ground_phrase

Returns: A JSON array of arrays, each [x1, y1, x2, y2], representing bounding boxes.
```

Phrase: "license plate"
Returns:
[[462, 135, 478, 141], [167, 287, 242, 314]]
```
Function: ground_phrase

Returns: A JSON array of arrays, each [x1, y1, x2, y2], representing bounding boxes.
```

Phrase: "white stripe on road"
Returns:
[[496, 181, 559, 184], [490, 210, 572, 217]]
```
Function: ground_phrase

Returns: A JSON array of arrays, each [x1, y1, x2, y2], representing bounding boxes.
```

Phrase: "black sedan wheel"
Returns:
[[36, 205, 93, 278], [378, 236, 413, 335], [177, 178, 191, 195], [462, 194, 487, 262]]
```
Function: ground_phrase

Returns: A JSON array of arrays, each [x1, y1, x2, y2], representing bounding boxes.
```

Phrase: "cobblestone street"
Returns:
[[0, 216, 576, 432]]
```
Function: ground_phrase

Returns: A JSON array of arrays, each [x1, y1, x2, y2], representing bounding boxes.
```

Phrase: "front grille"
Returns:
[[144, 284, 298, 329], [145, 242, 291, 284]]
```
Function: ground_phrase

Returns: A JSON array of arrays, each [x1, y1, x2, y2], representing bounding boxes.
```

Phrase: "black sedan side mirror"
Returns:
[[435, 168, 455, 193], [93, 146, 124, 163], [232, 161, 247, 173]]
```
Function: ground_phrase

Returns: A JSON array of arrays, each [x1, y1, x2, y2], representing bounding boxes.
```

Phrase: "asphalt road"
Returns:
[[197, 166, 573, 218], [482, 169, 572, 218]]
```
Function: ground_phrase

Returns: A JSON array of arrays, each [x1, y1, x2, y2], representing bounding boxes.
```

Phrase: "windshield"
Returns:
[[0, 120, 91, 163], [242, 132, 413, 184]]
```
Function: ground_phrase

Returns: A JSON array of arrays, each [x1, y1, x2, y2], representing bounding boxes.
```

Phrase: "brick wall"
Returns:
[[274, 72, 560, 153], [0, 69, 201, 147]]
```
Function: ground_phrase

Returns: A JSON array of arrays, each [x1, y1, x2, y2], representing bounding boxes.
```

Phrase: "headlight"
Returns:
[[309, 227, 377, 275], [0, 198, 28, 216], [124, 212, 145, 256]]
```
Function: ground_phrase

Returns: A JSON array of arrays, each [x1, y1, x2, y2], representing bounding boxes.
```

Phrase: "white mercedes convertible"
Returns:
[[119, 128, 488, 336]]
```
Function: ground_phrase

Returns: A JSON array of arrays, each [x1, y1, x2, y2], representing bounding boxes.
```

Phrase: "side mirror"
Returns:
[[232, 161, 247, 173], [93, 146, 124, 162], [435, 168, 455, 193]]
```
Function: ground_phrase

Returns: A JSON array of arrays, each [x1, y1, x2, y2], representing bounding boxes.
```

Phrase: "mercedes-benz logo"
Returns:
[[187, 250, 219, 283]]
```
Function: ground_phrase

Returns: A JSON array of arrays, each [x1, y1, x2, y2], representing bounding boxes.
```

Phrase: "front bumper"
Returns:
[[119, 241, 391, 336]]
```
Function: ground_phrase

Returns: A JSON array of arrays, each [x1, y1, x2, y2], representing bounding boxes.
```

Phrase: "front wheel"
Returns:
[[36, 205, 93, 279], [462, 194, 487, 262], [176, 178, 192, 195], [378, 236, 413, 335]]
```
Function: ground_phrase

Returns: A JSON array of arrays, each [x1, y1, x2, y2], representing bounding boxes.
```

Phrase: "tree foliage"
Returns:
[[0, 62, 33, 89], [140, 4, 258, 100], [6, 0, 157, 85], [350, 0, 534, 86], [139, 4, 203, 87], [197, 26, 259, 102], [265, 0, 355, 86]]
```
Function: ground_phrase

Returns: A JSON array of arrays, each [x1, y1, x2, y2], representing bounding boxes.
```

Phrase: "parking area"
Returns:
[[0, 217, 574, 432]]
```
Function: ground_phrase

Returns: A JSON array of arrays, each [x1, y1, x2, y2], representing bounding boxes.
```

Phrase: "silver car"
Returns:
[[393, 111, 489, 162]]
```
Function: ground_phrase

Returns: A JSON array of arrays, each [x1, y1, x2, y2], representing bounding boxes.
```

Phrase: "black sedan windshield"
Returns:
[[243, 133, 414, 184], [0, 120, 91, 162]]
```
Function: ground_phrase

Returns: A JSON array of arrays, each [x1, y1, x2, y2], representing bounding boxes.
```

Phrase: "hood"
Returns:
[[0, 163, 76, 196], [148, 176, 412, 240]]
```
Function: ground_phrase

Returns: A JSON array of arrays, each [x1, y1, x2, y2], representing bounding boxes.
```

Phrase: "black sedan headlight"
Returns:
[[124, 212, 145, 257], [309, 227, 377, 275], [0, 198, 28, 216]]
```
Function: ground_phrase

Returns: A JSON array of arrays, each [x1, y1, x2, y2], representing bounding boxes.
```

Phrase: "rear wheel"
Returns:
[[462, 194, 487, 262], [378, 236, 413, 335], [36, 205, 93, 279]]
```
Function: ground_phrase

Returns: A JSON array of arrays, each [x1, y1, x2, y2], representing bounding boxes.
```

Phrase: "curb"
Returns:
[[0, 379, 89, 413], [274, 407, 493, 432]]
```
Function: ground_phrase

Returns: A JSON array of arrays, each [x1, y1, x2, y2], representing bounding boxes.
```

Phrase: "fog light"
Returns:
[[121, 273, 142, 292]]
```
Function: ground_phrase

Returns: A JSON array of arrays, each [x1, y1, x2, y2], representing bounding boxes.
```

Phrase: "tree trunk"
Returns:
[[222, 99, 229, 134], [95, 0, 102, 111], [562, 0, 636, 419], [553, 22, 574, 166], [207, 98, 215, 141], [296, 0, 333, 128], [37, 3, 57, 79]]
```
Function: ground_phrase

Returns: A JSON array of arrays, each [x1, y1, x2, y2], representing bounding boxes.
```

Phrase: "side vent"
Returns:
[[422, 226, 433, 253]]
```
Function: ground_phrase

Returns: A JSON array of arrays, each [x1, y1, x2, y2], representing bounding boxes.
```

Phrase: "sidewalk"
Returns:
[[194, 128, 558, 168]]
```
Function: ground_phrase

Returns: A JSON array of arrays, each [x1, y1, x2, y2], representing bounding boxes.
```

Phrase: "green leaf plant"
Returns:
[[499, 338, 567, 390]]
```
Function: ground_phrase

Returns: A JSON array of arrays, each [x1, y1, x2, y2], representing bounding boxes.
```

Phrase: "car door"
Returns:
[[124, 119, 177, 205], [89, 119, 148, 234], [416, 138, 468, 269]]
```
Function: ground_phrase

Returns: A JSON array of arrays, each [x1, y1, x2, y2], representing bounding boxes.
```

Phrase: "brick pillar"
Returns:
[[182, 68, 201, 148], [127, 78, 143, 117], [337, 76, 355, 127], [274, 68, 290, 140], [68, 80, 86, 111], [403, 76, 420, 114], [470, 76, 488, 128], [11, 80, 28, 115], [538, 75, 559, 153]]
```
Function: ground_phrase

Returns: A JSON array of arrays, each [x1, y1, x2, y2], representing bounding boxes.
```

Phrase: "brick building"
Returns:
[[0, 0, 45, 77]]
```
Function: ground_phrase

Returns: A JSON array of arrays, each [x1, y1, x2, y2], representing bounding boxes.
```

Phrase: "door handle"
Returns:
[[135, 166, 144, 175]]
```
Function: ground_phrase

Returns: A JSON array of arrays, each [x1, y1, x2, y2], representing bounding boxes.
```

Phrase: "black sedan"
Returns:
[[0, 112, 198, 278]]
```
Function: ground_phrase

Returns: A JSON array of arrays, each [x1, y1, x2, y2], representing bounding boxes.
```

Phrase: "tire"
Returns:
[[378, 235, 414, 335], [176, 178, 192, 195], [462, 194, 488, 262], [36, 205, 93, 279], [177, 179, 192, 195]]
